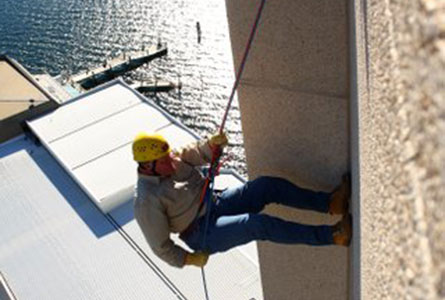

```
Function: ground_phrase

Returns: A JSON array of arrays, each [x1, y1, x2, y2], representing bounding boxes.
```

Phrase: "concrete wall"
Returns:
[[352, 0, 445, 299], [225, 1, 350, 299]]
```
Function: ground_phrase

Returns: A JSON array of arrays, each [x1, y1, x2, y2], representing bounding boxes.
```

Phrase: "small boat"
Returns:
[[129, 79, 181, 93]]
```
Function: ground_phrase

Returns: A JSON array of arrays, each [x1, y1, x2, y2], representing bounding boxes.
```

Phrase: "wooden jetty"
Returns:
[[70, 45, 167, 90]]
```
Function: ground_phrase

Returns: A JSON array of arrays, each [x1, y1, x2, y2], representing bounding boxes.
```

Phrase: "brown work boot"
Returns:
[[328, 173, 351, 215], [332, 214, 352, 246]]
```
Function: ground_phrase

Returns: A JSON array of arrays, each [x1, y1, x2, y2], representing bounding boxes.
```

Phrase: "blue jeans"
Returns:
[[179, 176, 334, 254]]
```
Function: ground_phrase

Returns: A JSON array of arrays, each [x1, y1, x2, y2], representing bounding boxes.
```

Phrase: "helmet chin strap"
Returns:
[[151, 160, 160, 176]]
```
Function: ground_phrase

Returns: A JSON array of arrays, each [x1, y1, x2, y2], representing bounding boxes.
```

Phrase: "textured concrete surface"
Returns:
[[354, 0, 445, 298], [226, 1, 349, 98], [226, 1, 350, 299], [238, 85, 349, 300], [239, 86, 349, 190]]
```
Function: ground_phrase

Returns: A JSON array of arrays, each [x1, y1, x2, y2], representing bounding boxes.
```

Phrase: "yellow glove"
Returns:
[[184, 252, 209, 267], [208, 132, 228, 148]]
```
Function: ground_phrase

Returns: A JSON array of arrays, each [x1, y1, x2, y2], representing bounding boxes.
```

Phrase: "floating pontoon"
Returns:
[[70, 45, 168, 90]]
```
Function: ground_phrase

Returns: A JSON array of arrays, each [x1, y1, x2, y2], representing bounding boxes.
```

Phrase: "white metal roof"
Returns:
[[28, 79, 200, 213], [0, 80, 263, 299], [0, 137, 186, 299]]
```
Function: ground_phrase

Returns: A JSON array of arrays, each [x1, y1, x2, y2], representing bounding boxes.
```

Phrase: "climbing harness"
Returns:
[[198, 0, 267, 299]]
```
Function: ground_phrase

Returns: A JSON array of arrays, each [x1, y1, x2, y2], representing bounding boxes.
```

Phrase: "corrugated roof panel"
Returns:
[[0, 138, 185, 300], [29, 82, 141, 142], [0, 136, 263, 300], [28, 79, 191, 213], [71, 143, 134, 212], [48, 103, 170, 170], [70, 124, 198, 212]]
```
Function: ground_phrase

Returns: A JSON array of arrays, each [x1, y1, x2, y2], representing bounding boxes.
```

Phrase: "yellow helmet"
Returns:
[[132, 133, 171, 162]]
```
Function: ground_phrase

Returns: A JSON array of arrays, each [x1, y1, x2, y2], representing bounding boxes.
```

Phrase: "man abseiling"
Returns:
[[133, 132, 352, 268]]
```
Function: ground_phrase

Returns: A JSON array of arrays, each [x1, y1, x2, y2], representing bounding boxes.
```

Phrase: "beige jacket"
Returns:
[[133, 139, 213, 268]]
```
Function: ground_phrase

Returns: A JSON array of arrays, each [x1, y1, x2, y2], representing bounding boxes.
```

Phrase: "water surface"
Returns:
[[0, 0, 247, 175]]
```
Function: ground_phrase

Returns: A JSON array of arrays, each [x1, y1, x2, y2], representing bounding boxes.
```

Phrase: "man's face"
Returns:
[[154, 152, 177, 176]]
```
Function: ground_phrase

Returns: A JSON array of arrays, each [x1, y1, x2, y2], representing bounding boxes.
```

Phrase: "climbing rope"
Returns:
[[219, 0, 267, 135], [198, 0, 267, 299]]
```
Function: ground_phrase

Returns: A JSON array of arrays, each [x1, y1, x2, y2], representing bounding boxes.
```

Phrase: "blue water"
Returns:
[[0, 0, 247, 175]]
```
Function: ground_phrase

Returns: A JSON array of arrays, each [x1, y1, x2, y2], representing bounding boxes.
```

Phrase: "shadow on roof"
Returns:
[[25, 138, 134, 238]]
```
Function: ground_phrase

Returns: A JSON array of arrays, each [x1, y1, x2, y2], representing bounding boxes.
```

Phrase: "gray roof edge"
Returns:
[[0, 134, 25, 148], [0, 271, 17, 300]]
